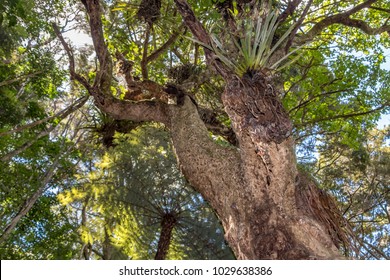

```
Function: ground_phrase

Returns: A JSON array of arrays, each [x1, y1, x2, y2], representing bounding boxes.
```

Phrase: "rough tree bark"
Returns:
[[68, 0, 390, 259]]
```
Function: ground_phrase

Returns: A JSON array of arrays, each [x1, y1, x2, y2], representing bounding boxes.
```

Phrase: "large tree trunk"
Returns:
[[222, 75, 341, 259], [74, 0, 347, 260], [167, 75, 343, 259]]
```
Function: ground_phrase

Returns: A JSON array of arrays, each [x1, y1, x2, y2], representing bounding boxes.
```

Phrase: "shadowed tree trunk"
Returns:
[[155, 212, 178, 260], [168, 91, 341, 259], [60, 0, 390, 259]]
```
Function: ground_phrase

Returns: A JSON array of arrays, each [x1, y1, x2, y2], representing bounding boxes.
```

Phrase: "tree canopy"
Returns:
[[0, 0, 389, 259]]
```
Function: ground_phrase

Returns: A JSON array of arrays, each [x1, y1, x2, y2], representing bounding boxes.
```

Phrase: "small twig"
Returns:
[[297, 103, 389, 128], [0, 71, 43, 87], [0, 96, 88, 137], [141, 24, 152, 80], [277, 0, 303, 24], [285, 0, 313, 52]]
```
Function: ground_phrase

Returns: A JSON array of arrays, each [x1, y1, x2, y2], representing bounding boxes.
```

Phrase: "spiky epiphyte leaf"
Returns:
[[190, 10, 304, 76]]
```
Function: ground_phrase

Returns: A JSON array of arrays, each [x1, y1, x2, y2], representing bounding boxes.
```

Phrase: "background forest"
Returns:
[[0, 0, 389, 259]]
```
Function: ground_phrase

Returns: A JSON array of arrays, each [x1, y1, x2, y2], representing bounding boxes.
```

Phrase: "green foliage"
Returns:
[[316, 127, 390, 259], [190, 9, 304, 76], [0, 137, 84, 259], [282, 44, 389, 164], [0, 195, 79, 260], [58, 126, 233, 259], [0, 0, 389, 260]]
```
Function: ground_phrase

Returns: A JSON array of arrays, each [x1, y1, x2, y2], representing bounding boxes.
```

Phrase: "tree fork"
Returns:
[[77, 0, 349, 259]]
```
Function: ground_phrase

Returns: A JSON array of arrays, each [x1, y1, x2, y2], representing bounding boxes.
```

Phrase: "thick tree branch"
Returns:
[[81, 0, 113, 91], [303, 0, 390, 41], [173, 0, 210, 46], [332, 17, 390, 35], [96, 94, 170, 125], [278, 0, 303, 24], [167, 96, 242, 207], [342, 0, 377, 16], [173, 0, 227, 77]]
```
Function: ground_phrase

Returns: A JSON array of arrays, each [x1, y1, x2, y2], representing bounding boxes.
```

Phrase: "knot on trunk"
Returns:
[[224, 75, 292, 144]]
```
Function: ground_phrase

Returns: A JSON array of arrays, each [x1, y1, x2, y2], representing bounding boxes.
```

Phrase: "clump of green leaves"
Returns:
[[193, 10, 304, 76]]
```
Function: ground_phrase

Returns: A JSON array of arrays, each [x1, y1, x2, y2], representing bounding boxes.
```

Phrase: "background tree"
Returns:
[[316, 127, 390, 259], [58, 126, 233, 260], [0, 0, 87, 259]]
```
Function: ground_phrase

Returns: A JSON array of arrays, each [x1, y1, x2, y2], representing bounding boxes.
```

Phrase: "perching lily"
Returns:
[[189, 10, 305, 77]]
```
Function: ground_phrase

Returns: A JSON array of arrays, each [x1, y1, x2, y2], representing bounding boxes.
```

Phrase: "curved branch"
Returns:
[[332, 17, 390, 35], [296, 102, 389, 128], [52, 23, 92, 91], [303, 0, 390, 42]]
